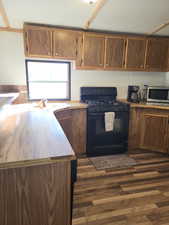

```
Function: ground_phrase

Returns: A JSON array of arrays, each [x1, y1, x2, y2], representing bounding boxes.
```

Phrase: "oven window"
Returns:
[[26, 60, 71, 100], [149, 89, 169, 100]]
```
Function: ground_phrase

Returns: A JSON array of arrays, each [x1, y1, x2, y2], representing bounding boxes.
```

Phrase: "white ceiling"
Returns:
[[1, 0, 169, 36]]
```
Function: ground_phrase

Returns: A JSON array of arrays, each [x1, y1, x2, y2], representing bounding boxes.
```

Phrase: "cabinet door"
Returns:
[[53, 29, 82, 60], [24, 27, 52, 57], [146, 38, 168, 71], [140, 113, 168, 153], [82, 33, 105, 69], [125, 38, 146, 70], [105, 37, 125, 69]]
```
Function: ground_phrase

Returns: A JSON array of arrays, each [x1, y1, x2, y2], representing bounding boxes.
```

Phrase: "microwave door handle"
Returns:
[[168, 91, 169, 100]]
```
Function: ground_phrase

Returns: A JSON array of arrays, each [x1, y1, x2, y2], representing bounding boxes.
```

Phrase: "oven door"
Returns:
[[87, 111, 129, 156]]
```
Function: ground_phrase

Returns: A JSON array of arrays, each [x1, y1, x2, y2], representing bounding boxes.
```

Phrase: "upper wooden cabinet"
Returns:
[[23, 24, 169, 72], [125, 38, 147, 70], [24, 26, 53, 58], [81, 33, 105, 69], [104, 36, 126, 70], [53, 29, 82, 60], [146, 38, 168, 71]]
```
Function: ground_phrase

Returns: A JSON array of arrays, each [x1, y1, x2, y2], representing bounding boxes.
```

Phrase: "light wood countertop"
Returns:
[[45, 102, 88, 112], [0, 103, 77, 169], [119, 99, 169, 110]]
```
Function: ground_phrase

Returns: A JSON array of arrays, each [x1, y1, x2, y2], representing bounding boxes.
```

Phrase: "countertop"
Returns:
[[0, 103, 84, 169], [0, 92, 19, 109], [45, 102, 88, 111], [119, 99, 169, 110]]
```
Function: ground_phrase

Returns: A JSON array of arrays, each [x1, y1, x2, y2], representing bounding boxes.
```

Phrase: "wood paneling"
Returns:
[[73, 150, 169, 225], [0, 161, 72, 225], [125, 38, 147, 70], [53, 29, 82, 60], [72, 109, 87, 155], [105, 36, 125, 69], [128, 107, 142, 150], [55, 109, 73, 146], [146, 38, 168, 71], [24, 26, 52, 57], [140, 114, 168, 152], [82, 33, 105, 69], [54, 108, 86, 155]]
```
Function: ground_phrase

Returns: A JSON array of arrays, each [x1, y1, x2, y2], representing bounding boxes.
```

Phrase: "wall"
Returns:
[[165, 72, 169, 86], [0, 32, 167, 100]]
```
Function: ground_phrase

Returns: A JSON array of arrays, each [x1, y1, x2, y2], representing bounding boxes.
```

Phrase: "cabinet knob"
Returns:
[[55, 53, 58, 56]]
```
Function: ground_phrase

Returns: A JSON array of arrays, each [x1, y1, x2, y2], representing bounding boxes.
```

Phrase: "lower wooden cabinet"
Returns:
[[54, 108, 86, 155], [129, 107, 169, 153]]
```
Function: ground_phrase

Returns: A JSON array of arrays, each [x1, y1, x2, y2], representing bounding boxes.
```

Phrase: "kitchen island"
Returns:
[[0, 103, 85, 225]]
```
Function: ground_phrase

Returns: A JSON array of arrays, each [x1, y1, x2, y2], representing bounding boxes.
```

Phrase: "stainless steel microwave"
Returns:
[[146, 86, 169, 103]]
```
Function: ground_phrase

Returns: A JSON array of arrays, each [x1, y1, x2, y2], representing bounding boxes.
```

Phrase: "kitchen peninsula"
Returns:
[[0, 102, 86, 225]]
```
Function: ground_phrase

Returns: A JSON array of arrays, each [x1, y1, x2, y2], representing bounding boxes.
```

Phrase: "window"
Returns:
[[26, 60, 71, 100]]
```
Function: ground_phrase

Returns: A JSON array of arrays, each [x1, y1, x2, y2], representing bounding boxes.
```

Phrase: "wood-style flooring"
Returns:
[[72, 150, 169, 225]]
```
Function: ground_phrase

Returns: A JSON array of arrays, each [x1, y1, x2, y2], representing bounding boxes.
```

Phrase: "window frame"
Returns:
[[25, 59, 71, 101]]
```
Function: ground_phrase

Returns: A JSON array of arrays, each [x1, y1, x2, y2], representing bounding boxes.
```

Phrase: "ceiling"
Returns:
[[1, 0, 169, 36]]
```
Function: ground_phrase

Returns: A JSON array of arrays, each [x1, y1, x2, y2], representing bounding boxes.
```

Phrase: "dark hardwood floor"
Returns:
[[73, 150, 169, 225]]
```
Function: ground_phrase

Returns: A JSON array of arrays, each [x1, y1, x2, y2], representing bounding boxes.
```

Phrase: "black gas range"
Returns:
[[80, 87, 130, 156]]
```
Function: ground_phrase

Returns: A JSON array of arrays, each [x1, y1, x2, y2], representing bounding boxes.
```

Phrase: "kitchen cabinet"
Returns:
[[80, 33, 105, 69], [125, 37, 146, 70], [104, 36, 126, 70], [140, 113, 168, 152], [24, 26, 53, 58], [146, 38, 168, 71], [53, 29, 82, 60], [23, 24, 169, 72], [128, 107, 169, 153], [54, 108, 86, 155]]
